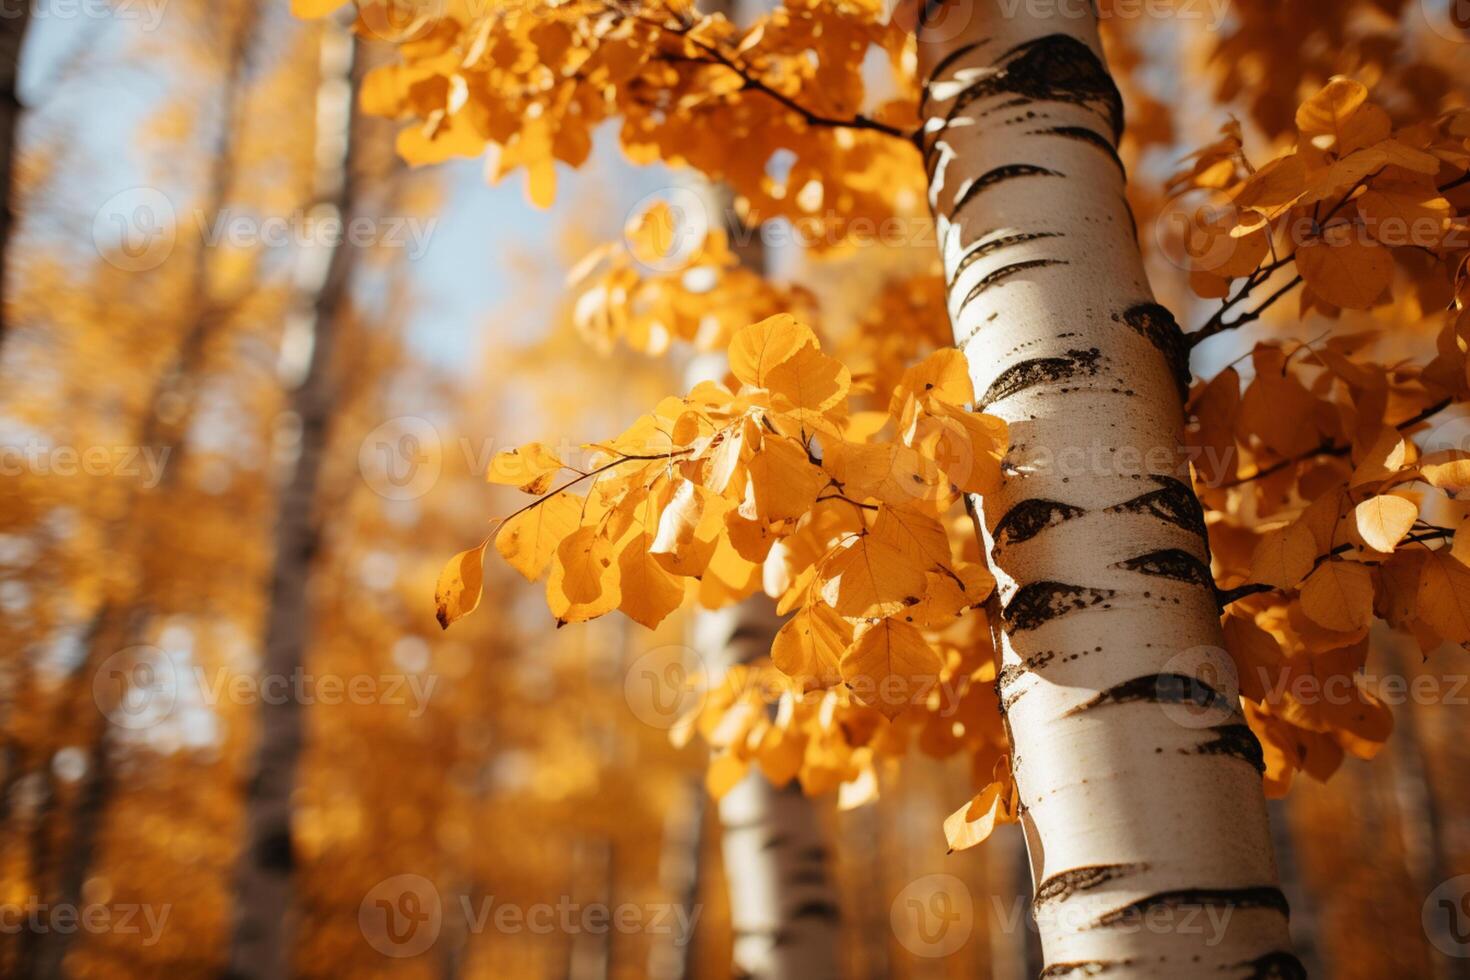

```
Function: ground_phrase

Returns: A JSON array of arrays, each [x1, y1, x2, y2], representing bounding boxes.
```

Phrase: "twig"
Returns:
[[1218, 397, 1453, 489], [1189, 275, 1302, 349], [620, 6, 910, 141]]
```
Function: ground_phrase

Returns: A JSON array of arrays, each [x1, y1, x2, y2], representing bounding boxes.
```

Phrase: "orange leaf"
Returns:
[[1299, 561, 1374, 633], [435, 541, 487, 629]]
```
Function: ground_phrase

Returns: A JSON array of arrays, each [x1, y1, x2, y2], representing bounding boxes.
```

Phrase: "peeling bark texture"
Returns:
[[918, 3, 1292, 975], [694, 600, 842, 980]]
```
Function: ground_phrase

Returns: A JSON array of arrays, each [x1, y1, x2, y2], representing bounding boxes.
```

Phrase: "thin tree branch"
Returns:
[[1219, 397, 1454, 489], [1217, 528, 1455, 608], [620, 7, 910, 141], [1189, 274, 1302, 349]]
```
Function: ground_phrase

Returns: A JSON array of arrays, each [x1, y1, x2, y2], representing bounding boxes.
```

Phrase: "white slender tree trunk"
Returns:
[[916, 3, 1298, 976], [694, 601, 842, 980]]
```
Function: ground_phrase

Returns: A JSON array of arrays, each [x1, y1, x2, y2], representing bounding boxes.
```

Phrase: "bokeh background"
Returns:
[[1, 1, 1468, 978]]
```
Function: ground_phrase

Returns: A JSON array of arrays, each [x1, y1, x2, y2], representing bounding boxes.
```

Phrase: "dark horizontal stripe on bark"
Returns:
[[1093, 886, 1289, 929], [1233, 952, 1308, 980], [1035, 863, 1144, 909], [1115, 302, 1191, 400], [994, 498, 1087, 547], [950, 230, 1063, 287], [958, 258, 1068, 315], [952, 164, 1062, 217], [995, 650, 1057, 711], [918, 38, 991, 115], [978, 347, 1101, 408], [939, 34, 1124, 141], [1105, 476, 1207, 540], [1189, 723, 1266, 773], [1002, 582, 1116, 632], [1067, 673, 1231, 717], [786, 900, 840, 923], [1112, 548, 1214, 588], [1027, 125, 1125, 175], [1040, 959, 1129, 978]]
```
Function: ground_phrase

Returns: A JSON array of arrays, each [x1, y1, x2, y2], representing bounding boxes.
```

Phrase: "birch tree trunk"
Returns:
[[916, 3, 1298, 976], [694, 601, 842, 980], [0, 0, 29, 348], [224, 23, 364, 980]]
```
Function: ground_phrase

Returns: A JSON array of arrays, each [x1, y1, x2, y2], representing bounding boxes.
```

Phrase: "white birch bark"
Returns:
[[915, 2, 1299, 975], [695, 600, 842, 980]]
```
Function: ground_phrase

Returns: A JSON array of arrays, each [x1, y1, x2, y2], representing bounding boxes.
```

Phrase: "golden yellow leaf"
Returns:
[[891, 348, 973, 414], [495, 492, 581, 581], [706, 751, 748, 800], [1296, 228, 1392, 310], [1421, 457, 1470, 495], [943, 774, 1017, 853], [1417, 551, 1470, 646], [728, 315, 818, 390], [766, 342, 851, 425], [840, 617, 942, 720], [871, 504, 952, 571], [741, 435, 825, 523], [292, 0, 345, 17], [1299, 561, 1374, 633], [1249, 521, 1317, 588], [1295, 77, 1369, 147], [1221, 613, 1284, 702], [821, 533, 928, 618], [617, 536, 685, 629], [486, 442, 564, 492], [1352, 494, 1417, 553], [435, 541, 487, 629], [547, 526, 620, 623], [771, 602, 848, 691]]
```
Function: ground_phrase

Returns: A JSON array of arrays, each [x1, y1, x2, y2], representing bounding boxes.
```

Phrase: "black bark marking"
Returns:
[[937, 34, 1124, 142], [1093, 886, 1289, 929], [1002, 582, 1116, 633], [950, 230, 1063, 287], [952, 163, 1062, 216], [1116, 302, 1191, 400], [1105, 476, 1207, 540], [1040, 963, 1127, 979], [1068, 673, 1231, 716], [994, 498, 1086, 547], [1234, 952, 1308, 980], [1113, 548, 1213, 589], [1027, 124, 1126, 176], [787, 900, 840, 923], [1190, 723, 1266, 773], [919, 39, 989, 113], [1035, 864, 1144, 909], [958, 259, 1068, 316], [995, 650, 1056, 711], [979, 348, 1101, 408]]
